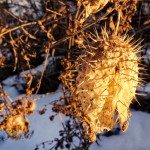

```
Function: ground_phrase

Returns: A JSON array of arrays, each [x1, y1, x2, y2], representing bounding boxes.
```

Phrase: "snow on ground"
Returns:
[[0, 80, 150, 150], [90, 111, 150, 150]]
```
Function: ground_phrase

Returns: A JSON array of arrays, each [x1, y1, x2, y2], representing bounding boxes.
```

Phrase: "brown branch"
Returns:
[[0, 22, 37, 37], [51, 7, 114, 48]]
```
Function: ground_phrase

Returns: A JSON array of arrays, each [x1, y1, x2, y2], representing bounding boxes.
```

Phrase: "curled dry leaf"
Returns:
[[38, 108, 47, 115], [80, 0, 109, 23]]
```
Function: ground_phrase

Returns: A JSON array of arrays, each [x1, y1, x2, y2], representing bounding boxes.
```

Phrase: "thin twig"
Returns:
[[0, 22, 37, 37]]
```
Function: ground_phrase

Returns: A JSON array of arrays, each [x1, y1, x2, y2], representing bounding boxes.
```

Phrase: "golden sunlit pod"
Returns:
[[63, 28, 142, 141]]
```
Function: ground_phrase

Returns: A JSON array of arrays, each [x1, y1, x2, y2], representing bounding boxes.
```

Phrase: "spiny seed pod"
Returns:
[[75, 30, 141, 141], [59, 29, 142, 142]]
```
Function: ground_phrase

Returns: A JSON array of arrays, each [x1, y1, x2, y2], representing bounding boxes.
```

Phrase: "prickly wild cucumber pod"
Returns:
[[60, 29, 141, 142]]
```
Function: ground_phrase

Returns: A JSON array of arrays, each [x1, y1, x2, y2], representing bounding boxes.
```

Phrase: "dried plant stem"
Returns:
[[115, 12, 121, 35], [35, 43, 51, 94], [51, 7, 114, 48], [0, 22, 37, 37]]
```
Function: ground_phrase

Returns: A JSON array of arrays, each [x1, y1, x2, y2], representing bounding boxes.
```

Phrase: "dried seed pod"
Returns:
[[76, 30, 141, 141], [59, 28, 142, 142], [4, 115, 29, 139]]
